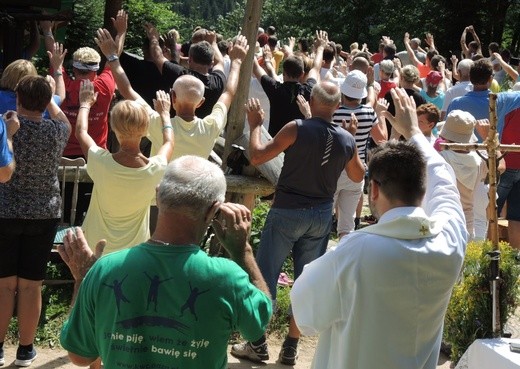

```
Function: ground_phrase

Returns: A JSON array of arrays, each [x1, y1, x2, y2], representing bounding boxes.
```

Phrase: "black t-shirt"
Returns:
[[162, 61, 226, 118], [119, 52, 171, 107], [260, 75, 316, 137], [384, 88, 426, 136]]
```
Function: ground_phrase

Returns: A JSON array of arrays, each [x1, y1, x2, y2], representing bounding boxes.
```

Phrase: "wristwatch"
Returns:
[[107, 54, 119, 62]]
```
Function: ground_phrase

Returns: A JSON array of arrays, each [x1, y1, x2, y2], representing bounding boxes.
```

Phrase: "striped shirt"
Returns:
[[333, 105, 378, 161]]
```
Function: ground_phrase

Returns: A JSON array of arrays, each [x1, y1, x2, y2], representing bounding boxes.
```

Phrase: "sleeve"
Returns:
[[260, 74, 278, 95], [94, 67, 116, 96], [291, 246, 349, 335], [60, 267, 100, 358], [85, 146, 105, 181], [203, 101, 228, 133], [230, 264, 272, 342], [412, 134, 466, 237], [0, 120, 13, 167], [162, 61, 187, 83], [146, 109, 165, 151]]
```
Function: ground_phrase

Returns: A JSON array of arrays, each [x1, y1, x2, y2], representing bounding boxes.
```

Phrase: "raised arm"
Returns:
[[246, 98, 296, 165], [424, 32, 436, 52], [307, 30, 328, 82], [460, 27, 470, 58], [111, 9, 128, 56], [494, 52, 519, 81], [94, 28, 142, 101], [252, 54, 267, 81], [201, 30, 224, 72], [152, 90, 174, 162], [40, 20, 55, 53], [47, 42, 67, 102], [75, 80, 98, 159], [25, 21, 41, 59], [404, 32, 420, 67], [261, 45, 278, 79], [469, 26, 482, 55], [217, 35, 249, 109], [144, 23, 169, 74], [45, 76, 71, 135]]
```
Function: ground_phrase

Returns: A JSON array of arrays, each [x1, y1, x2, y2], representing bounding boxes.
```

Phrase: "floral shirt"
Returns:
[[0, 116, 69, 219]]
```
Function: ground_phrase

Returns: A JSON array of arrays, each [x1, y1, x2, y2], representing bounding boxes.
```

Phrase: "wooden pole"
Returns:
[[222, 0, 264, 171], [488, 94, 499, 248]]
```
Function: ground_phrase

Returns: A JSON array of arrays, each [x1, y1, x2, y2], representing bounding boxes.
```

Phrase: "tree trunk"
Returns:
[[103, 0, 123, 36], [222, 0, 265, 170]]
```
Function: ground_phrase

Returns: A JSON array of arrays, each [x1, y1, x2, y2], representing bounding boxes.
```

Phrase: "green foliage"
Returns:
[[444, 240, 520, 363], [267, 285, 291, 337], [65, 0, 104, 52], [249, 200, 270, 252]]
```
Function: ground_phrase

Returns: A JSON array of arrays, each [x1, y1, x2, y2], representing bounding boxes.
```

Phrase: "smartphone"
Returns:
[[510, 342, 520, 353]]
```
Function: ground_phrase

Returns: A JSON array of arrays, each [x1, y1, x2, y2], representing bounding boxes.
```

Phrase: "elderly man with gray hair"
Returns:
[[59, 155, 272, 369], [441, 58, 474, 120]]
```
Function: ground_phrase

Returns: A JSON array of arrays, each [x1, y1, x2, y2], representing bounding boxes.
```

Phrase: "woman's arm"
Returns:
[[75, 80, 99, 160], [152, 90, 174, 162]]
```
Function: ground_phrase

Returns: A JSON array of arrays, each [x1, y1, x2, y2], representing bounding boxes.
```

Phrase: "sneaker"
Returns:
[[279, 344, 298, 365], [230, 341, 269, 362], [0, 346, 4, 366], [14, 346, 37, 367]]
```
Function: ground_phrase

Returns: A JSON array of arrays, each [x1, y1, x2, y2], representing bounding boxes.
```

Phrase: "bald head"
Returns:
[[350, 56, 369, 74], [311, 81, 341, 108], [172, 75, 205, 105]]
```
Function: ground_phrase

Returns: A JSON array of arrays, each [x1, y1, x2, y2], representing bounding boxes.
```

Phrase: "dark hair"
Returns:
[[189, 41, 214, 66], [488, 42, 500, 54], [469, 41, 479, 52], [383, 44, 396, 58], [323, 45, 335, 63], [426, 50, 439, 62], [368, 141, 426, 205], [180, 42, 191, 57], [430, 55, 446, 70], [217, 40, 229, 55], [283, 56, 304, 79], [298, 38, 310, 53], [267, 36, 278, 48], [15, 75, 52, 112], [470, 59, 493, 85], [267, 26, 276, 35]]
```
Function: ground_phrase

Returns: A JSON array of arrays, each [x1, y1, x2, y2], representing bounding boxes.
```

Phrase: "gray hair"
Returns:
[[157, 156, 226, 219], [457, 59, 474, 73], [311, 81, 341, 107]]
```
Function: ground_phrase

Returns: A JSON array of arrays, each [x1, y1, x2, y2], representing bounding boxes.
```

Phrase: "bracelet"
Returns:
[[44, 32, 53, 37], [162, 125, 173, 131], [53, 71, 63, 77], [151, 40, 159, 45], [79, 106, 91, 110]]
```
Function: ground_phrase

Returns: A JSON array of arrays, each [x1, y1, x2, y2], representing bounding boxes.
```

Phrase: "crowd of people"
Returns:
[[0, 9, 519, 369]]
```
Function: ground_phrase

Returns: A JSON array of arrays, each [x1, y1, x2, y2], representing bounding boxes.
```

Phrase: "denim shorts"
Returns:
[[255, 202, 333, 300], [497, 169, 520, 221]]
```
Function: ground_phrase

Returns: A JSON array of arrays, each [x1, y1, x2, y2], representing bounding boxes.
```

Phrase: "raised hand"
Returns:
[[94, 28, 118, 57], [314, 30, 329, 49], [229, 34, 249, 62], [79, 80, 98, 108], [381, 88, 421, 140], [2, 111, 20, 139], [153, 90, 171, 117], [111, 9, 128, 36], [212, 202, 252, 259], [47, 42, 67, 71], [296, 94, 311, 119], [245, 98, 265, 129], [342, 113, 358, 136]]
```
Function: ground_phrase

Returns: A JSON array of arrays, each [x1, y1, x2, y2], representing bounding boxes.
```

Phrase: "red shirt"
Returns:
[[370, 52, 384, 64], [59, 67, 115, 157], [502, 108, 520, 169], [378, 80, 397, 99]]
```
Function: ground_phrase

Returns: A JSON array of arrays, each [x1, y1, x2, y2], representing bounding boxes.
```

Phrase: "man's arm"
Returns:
[[40, 20, 55, 53], [112, 9, 128, 56], [144, 23, 169, 74], [307, 30, 328, 82], [202, 30, 224, 72], [95, 28, 143, 102], [252, 55, 267, 81], [262, 45, 278, 79], [460, 27, 470, 58], [469, 26, 482, 55], [246, 98, 296, 165], [217, 35, 249, 109], [212, 202, 270, 298], [494, 52, 519, 81], [25, 21, 40, 59], [404, 32, 420, 67]]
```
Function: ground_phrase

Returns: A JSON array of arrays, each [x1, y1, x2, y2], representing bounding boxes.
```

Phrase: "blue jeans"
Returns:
[[497, 169, 520, 221], [256, 202, 333, 300]]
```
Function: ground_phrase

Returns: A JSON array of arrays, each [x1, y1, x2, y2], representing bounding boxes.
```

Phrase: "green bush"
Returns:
[[444, 240, 520, 363]]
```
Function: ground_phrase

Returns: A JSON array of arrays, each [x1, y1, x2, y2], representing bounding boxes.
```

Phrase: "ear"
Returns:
[[369, 179, 379, 203], [195, 97, 205, 109], [204, 201, 221, 224]]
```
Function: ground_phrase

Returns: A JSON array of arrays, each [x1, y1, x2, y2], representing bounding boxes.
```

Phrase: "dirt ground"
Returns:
[[2, 335, 452, 368]]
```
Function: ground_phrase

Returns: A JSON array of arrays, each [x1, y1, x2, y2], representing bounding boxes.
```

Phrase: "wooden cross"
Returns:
[[440, 93, 520, 336]]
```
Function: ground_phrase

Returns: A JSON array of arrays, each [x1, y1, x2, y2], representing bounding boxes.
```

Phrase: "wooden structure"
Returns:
[[440, 93, 520, 336], [0, 0, 71, 70]]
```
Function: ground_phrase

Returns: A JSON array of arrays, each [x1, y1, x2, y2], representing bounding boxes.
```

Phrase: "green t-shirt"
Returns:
[[61, 243, 272, 369]]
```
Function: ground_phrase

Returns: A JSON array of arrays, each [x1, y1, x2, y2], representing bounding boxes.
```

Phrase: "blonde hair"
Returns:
[[0, 59, 37, 90], [350, 42, 359, 51], [110, 100, 149, 140], [73, 47, 101, 63]]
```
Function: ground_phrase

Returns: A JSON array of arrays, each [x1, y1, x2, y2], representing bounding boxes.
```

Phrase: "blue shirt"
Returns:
[[0, 89, 61, 119], [0, 118, 12, 167], [446, 89, 490, 142]]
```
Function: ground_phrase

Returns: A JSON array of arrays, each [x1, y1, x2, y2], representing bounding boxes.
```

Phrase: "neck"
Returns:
[[151, 210, 207, 246], [174, 104, 196, 121], [189, 64, 209, 75], [343, 99, 361, 108], [17, 107, 43, 122], [118, 139, 142, 155]]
